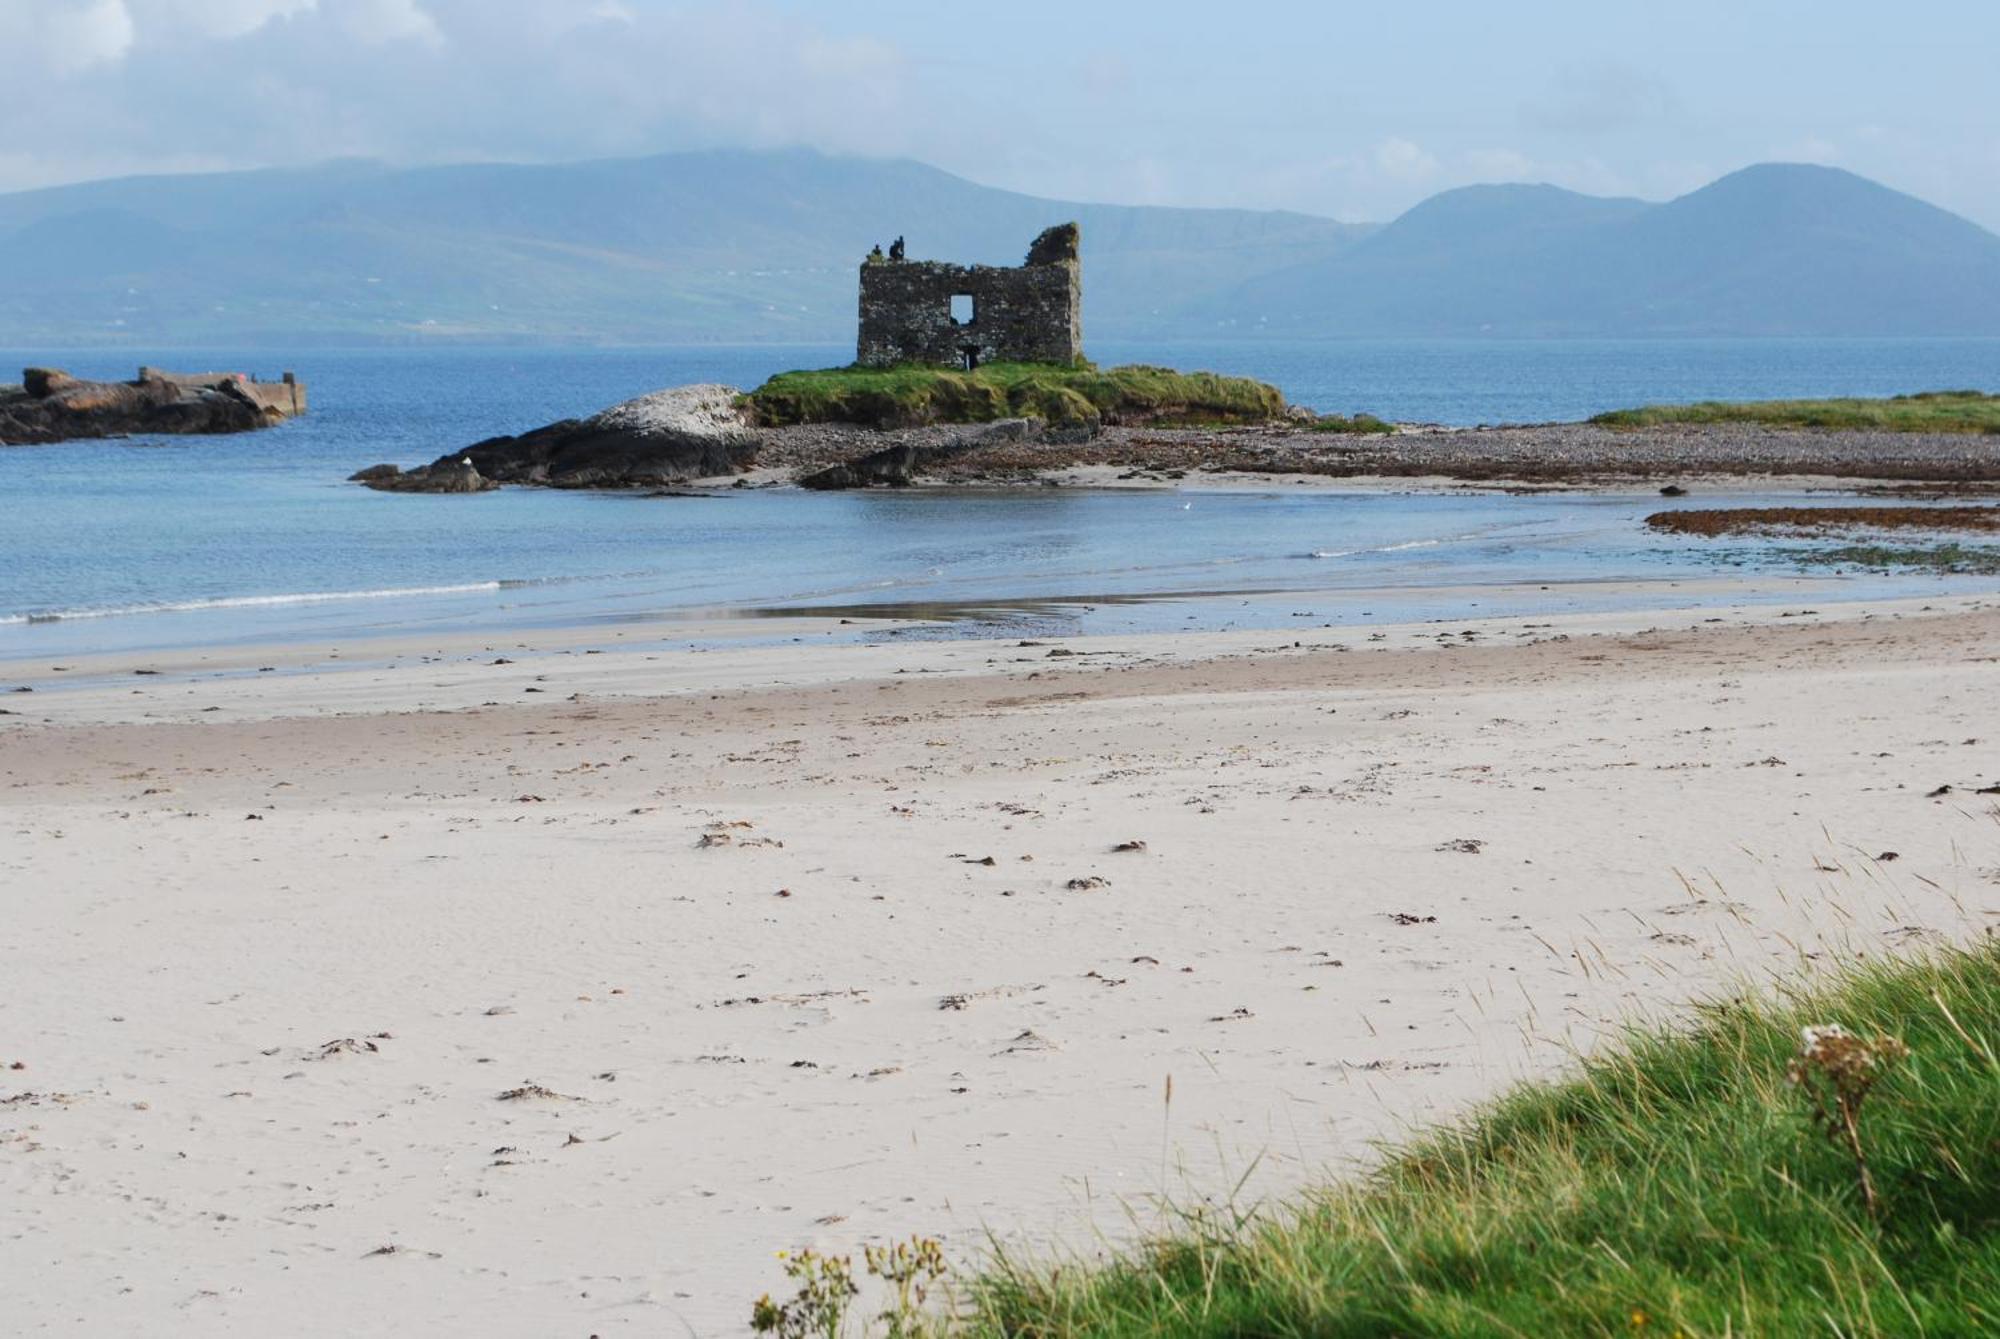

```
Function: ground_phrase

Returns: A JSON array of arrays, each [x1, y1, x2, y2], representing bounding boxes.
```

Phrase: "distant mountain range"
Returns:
[[1230, 164, 2000, 337], [1, 149, 1996, 346]]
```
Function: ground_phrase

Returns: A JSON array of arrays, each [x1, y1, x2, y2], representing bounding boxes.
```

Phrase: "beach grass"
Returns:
[[744, 362, 1285, 430], [1306, 411, 1396, 435], [1592, 390, 2000, 433], [951, 938, 2000, 1338]]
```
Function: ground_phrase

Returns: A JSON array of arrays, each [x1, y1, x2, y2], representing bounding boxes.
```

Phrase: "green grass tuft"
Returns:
[[744, 362, 1285, 431], [957, 939, 2000, 1338], [1307, 411, 1396, 435], [1592, 391, 2000, 434]]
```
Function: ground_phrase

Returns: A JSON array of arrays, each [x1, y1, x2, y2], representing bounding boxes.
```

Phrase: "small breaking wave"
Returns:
[[1304, 538, 1445, 559], [3, 581, 507, 626]]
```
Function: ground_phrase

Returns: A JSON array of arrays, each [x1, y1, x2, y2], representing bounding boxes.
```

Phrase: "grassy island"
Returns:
[[743, 361, 1286, 430], [943, 940, 2000, 1337], [1593, 389, 2000, 434]]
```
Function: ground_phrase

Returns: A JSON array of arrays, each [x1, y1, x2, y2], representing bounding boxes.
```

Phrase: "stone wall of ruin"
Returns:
[[856, 226, 1081, 368]]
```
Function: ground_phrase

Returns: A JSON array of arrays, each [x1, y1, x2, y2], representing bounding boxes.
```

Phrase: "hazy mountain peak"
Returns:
[[1657, 160, 1994, 242], [1398, 180, 1635, 218], [1689, 160, 1885, 197]]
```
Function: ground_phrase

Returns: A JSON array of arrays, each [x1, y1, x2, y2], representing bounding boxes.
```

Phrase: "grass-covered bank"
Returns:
[[944, 940, 2000, 1338], [1593, 390, 2000, 434], [743, 362, 1286, 430]]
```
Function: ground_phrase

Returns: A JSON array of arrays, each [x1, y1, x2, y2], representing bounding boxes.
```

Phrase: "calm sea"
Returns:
[[3, 337, 1997, 659]]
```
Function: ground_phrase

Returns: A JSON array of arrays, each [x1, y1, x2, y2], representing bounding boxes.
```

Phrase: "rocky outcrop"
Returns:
[[797, 443, 933, 490], [23, 367, 77, 398], [798, 417, 1054, 490], [0, 366, 304, 445], [356, 458, 499, 493], [439, 383, 758, 489]]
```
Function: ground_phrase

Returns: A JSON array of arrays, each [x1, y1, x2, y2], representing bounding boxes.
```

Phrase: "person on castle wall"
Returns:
[[889, 236, 905, 262], [868, 243, 885, 262]]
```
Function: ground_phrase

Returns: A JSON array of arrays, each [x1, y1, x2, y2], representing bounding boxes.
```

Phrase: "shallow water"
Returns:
[[3, 338, 1996, 658]]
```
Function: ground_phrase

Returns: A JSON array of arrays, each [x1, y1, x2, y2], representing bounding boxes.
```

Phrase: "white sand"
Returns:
[[4, 593, 1998, 1334]]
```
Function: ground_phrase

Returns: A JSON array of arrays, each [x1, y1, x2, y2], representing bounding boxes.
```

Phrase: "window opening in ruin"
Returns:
[[950, 293, 975, 325], [960, 345, 980, 371]]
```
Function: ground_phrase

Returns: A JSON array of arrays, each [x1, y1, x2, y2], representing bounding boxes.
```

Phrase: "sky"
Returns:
[[2, 0, 1997, 229]]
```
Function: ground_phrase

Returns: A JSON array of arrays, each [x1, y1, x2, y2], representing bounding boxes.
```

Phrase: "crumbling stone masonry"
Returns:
[[857, 223, 1082, 369]]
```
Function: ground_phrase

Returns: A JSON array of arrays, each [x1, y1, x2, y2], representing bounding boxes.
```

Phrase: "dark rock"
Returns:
[[798, 443, 926, 491], [798, 417, 1056, 490], [348, 464, 402, 483], [363, 458, 497, 494], [968, 418, 1041, 446], [22, 368, 76, 398], [2, 366, 302, 446], [388, 384, 757, 491]]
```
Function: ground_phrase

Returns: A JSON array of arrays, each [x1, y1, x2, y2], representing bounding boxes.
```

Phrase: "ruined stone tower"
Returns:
[[856, 223, 1082, 369]]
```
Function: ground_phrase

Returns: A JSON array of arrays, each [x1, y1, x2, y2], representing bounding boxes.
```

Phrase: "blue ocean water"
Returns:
[[2, 338, 1997, 659]]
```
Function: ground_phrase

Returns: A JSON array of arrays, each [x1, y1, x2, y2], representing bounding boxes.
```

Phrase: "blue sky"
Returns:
[[3, 0, 1996, 228]]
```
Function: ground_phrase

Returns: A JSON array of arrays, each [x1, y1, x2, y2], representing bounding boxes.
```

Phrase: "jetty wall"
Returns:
[[139, 367, 306, 417]]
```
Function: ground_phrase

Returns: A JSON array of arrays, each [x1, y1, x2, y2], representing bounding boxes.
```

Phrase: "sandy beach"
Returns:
[[5, 591, 1999, 1334]]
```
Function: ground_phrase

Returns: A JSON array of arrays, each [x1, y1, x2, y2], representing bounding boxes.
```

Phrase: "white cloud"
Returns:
[[0, 0, 138, 75], [335, 0, 438, 45], [1373, 137, 1437, 181], [138, 0, 315, 41], [0, 0, 922, 190]]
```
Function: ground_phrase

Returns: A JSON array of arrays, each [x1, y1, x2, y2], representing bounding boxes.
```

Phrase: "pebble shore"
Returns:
[[753, 419, 2000, 486]]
